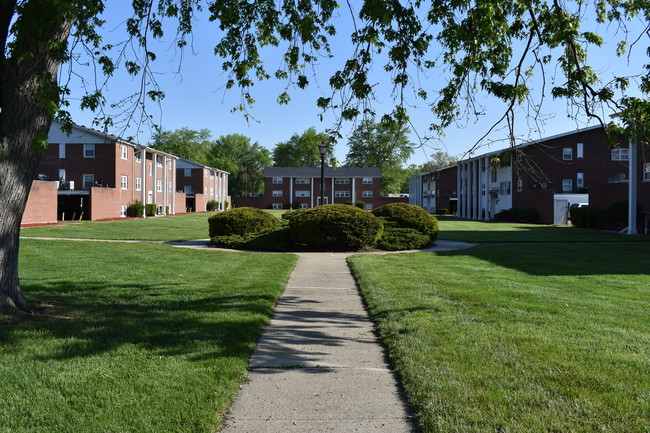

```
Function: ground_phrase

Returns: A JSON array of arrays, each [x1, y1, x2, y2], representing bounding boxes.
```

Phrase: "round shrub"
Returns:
[[376, 227, 432, 251], [372, 202, 439, 240], [208, 207, 279, 237], [206, 200, 219, 211], [289, 204, 384, 251]]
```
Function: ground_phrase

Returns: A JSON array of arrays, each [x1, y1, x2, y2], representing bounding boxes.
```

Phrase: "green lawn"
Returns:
[[20, 212, 218, 241], [436, 216, 649, 243], [349, 234, 650, 432], [4, 239, 296, 433]]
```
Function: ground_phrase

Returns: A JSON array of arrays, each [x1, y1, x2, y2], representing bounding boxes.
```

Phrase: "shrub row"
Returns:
[[569, 201, 627, 230], [494, 207, 538, 223], [209, 203, 440, 252]]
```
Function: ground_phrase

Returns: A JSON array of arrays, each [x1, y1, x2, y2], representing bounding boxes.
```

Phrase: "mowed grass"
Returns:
[[20, 212, 218, 241], [4, 239, 296, 433], [349, 232, 650, 432], [436, 216, 649, 243]]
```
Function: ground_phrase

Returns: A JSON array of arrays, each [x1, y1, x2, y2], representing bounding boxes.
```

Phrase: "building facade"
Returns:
[[409, 165, 458, 214], [410, 126, 648, 228], [235, 167, 406, 210], [176, 158, 229, 212]]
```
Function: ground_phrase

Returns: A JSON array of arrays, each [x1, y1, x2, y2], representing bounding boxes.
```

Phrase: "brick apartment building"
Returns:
[[409, 165, 458, 214], [410, 126, 648, 228], [176, 158, 229, 212], [236, 166, 406, 210], [23, 121, 229, 224]]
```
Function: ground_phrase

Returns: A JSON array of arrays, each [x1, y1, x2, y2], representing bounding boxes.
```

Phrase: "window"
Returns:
[[611, 148, 629, 161], [295, 178, 309, 184], [135, 152, 142, 163], [136, 177, 142, 191], [362, 177, 373, 184], [272, 177, 283, 184], [148, 162, 152, 176], [120, 205, 127, 217], [184, 186, 193, 194], [272, 190, 283, 197], [59, 143, 65, 159], [516, 152, 523, 162], [335, 178, 350, 184], [272, 203, 283, 209], [644, 163, 650, 181], [499, 181, 511, 195], [121, 145, 128, 160], [184, 168, 192, 177], [362, 190, 373, 198], [499, 156, 511, 167], [491, 169, 497, 182], [577, 142, 584, 158], [156, 180, 162, 192], [517, 179, 523, 192], [562, 179, 573, 192], [120, 175, 128, 190], [58, 169, 66, 182], [156, 156, 162, 167], [335, 190, 350, 197], [83, 174, 94, 189], [295, 190, 310, 197], [577, 173, 584, 188], [300, 203, 308, 208], [83, 144, 95, 158], [563, 147, 573, 160], [364, 203, 373, 210]]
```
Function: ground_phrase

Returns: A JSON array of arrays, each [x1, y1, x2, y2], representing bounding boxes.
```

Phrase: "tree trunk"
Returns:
[[0, 2, 74, 315]]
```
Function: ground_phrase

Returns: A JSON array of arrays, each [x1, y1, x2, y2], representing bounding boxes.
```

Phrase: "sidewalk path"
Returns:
[[220, 251, 416, 433]]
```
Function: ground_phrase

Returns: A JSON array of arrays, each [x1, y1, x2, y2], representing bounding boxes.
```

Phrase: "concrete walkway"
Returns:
[[220, 251, 416, 433]]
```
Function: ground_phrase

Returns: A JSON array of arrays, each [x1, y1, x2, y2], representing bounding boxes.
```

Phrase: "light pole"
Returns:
[[319, 141, 327, 206]]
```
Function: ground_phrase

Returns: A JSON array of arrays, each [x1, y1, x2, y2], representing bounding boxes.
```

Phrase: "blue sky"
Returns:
[[63, 2, 646, 166]]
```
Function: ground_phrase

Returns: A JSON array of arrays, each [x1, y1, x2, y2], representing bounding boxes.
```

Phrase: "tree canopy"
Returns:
[[210, 134, 271, 197], [272, 128, 335, 167], [149, 128, 212, 165], [345, 119, 414, 194]]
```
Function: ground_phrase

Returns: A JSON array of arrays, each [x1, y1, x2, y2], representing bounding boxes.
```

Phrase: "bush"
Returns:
[[570, 202, 627, 230], [376, 227, 432, 251], [289, 204, 384, 251], [211, 224, 293, 252], [283, 202, 292, 209], [145, 203, 157, 217], [494, 208, 538, 223], [438, 208, 449, 215], [223, 201, 229, 210], [372, 202, 439, 241], [354, 200, 366, 209], [206, 200, 219, 211], [208, 207, 279, 237], [126, 200, 145, 217], [281, 208, 308, 220], [291, 202, 301, 209]]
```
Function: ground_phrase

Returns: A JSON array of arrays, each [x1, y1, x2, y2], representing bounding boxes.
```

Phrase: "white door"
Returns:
[[554, 199, 569, 225]]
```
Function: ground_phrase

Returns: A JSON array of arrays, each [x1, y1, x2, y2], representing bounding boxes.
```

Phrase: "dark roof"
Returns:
[[264, 167, 381, 178]]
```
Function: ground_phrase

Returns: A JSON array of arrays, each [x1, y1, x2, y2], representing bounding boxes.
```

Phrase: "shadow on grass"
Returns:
[[432, 241, 650, 277], [1, 280, 278, 362]]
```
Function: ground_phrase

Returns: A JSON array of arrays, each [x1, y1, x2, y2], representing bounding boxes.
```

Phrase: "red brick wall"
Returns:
[[22, 180, 58, 225], [38, 142, 118, 189], [512, 189, 555, 224], [436, 167, 458, 212], [90, 187, 131, 220], [195, 194, 209, 212], [174, 192, 186, 214]]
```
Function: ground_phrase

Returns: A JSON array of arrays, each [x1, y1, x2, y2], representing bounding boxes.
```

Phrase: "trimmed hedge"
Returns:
[[372, 202, 439, 241], [570, 201, 628, 230], [208, 207, 279, 237], [145, 203, 157, 217], [376, 227, 432, 251], [126, 200, 144, 217], [211, 224, 293, 252], [206, 200, 219, 211], [289, 204, 384, 251], [494, 207, 538, 223]]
